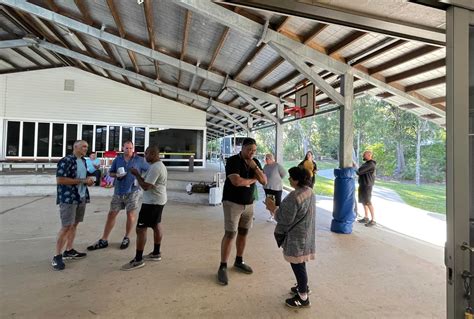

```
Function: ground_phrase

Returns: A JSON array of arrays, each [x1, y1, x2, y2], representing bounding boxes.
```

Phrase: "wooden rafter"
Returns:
[[276, 16, 291, 32], [0, 57, 20, 69], [349, 39, 407, 66], [106, 0, 141, 75], [405, 76, 445, 92], [71, 0, 128, 84], [177, 9, 192, 87], [251, 57, 284, 86], [266, 70, 300, 94], [233, 44, 266, 80], [11, 48, 42, 66], [208, 27, 230, 71], [303, 24, 328, 45], [386, 58, 445, 83], [327, 30, 367, 56], [74, 0, 94, 26], [368, 45, 440, 74], [430, 96, 445, 104], [143, 0, 160, 81], [8, 8, 79, 68], [29, 46, 57, 65]]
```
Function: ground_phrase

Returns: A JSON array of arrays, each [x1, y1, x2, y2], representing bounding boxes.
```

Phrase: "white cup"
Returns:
[[117, 167, 125, 175]]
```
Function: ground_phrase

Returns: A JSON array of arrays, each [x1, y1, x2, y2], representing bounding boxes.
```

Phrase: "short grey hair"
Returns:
[[73, 140, 87, 149]]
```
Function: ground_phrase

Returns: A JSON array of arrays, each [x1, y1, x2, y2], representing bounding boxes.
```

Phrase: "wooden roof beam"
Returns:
[[405, 76, 446, 92], [11, 47, 42, 66], [106, 0, 141, 75], [143, 0, 160, 81], [251, 57, 284, 86], [349, 39, 407, 66], [208, 27, 230, 71], [386, 58, 445, 83], [177, 9, 192, 88], [303, 24, 328, 45], [327, 30, 367, 56], [368, 45, 440, 75]]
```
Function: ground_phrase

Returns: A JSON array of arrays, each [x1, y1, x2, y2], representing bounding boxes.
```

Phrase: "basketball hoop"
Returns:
[[284, 106, 305, 118]]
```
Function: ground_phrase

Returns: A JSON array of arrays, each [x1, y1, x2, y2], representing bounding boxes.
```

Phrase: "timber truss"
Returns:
[[0, 0, 447, 140]]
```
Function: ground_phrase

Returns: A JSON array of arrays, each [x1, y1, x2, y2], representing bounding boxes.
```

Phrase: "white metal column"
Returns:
[[446, 4, 473, 318]]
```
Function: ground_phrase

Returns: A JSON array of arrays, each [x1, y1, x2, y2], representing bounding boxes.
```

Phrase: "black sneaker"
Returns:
[[357, 217, 369, 223], [51, 254, 65, 271], [217, 267, 228, 285], [63, 249, 87, 260], [87, 239, 108, 251], [365, 220, 377, 227], [234, 262, 253, 274], [290, 284, 312, 295], [285, 294, 311, 308], [120, 237, 130, 250]]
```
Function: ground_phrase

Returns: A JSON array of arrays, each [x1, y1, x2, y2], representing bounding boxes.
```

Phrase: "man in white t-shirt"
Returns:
[[121, 145, 167, 271]]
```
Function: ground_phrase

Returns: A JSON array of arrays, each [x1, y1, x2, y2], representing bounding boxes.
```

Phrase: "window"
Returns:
[[95, 125, 107, 151], [135, 127, 145, 152], [149, 128, 204, 160], [6, 121, 20, 156], [52, 123, 64, 157], [82, 125, 93, 149], [109, 126, 120, 151], [37, 123, 50, 157], [66, 124, 77, 155], [22, 122, 35, 156], [122, 127, 133, 150]]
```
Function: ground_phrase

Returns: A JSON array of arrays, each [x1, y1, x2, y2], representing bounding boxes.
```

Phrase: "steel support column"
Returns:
[[445, 5, 472, 318], [339, 72, 354, 168]]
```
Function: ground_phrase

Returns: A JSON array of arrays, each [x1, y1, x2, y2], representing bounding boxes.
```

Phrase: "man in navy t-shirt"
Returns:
[[217, 138, 267, 285]]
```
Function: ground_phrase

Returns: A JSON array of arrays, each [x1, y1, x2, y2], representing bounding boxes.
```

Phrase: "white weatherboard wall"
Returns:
[[0, 67, 206, 127]]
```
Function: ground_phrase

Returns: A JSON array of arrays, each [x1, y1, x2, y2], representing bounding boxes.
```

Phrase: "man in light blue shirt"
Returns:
[[85, 152, 101, 186], [87, 141, 149, 251]]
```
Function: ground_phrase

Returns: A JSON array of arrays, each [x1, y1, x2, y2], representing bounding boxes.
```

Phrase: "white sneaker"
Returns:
[[267, 216, 277, 224]]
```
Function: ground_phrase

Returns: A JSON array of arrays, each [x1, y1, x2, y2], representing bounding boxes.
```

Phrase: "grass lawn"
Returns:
[[282, 160, 336, 196], [280, 159, 446, 214], [376, 180, 446, 214]]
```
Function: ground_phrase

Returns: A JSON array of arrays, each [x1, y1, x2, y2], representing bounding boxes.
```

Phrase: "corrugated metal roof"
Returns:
[[0, 0, 447, 134]]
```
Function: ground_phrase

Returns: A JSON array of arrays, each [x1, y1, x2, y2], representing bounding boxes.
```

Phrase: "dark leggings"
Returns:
[[290, 262, 308, 293]]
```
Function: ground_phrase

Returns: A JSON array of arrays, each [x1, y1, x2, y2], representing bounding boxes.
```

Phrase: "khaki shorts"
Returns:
[[59, 200, 86, 227], [110, 191, 141, 213], [222, 200, 254, 232]]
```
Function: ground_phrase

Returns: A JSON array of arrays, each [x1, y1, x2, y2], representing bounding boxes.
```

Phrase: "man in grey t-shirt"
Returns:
[[121, 145, 168, 271]]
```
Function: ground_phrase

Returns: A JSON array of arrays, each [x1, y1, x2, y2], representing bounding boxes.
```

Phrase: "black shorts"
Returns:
[[358, 185, 373, 205], [263, 189, 283, 206], [137, 204, 164, 228]]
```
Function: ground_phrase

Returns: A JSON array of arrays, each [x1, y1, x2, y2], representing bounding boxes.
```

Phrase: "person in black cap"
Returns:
[[217, 137, 267, 285]]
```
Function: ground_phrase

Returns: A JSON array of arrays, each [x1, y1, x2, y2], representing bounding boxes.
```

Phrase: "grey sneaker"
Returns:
[[357, 217, 369, 223], [234, 262, 253, 274], [217, 267, 228, 285], [144, 252, 162, 261], [121, 258, 145, 271]]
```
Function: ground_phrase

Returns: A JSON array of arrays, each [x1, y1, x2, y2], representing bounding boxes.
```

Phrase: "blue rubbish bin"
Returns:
[[330, 167, 356, 234]]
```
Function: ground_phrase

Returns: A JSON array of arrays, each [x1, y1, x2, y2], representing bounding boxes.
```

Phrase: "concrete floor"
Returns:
[[0, 194, 445, 319]]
